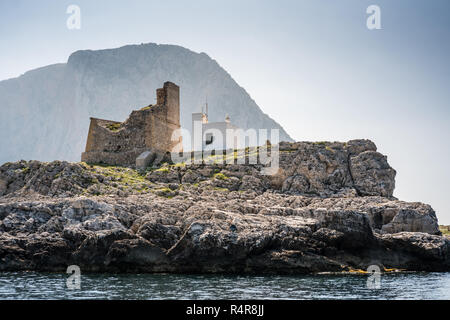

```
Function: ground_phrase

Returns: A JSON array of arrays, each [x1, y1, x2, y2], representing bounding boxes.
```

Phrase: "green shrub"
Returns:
[[106, 123, 121, 131], [213, 172, 229, 180]]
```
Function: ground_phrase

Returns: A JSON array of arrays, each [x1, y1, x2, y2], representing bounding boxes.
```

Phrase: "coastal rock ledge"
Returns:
[[0, 140, 448, 273]]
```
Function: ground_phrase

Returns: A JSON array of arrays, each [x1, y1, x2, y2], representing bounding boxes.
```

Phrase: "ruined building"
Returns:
[[81, 81, 182, 167]]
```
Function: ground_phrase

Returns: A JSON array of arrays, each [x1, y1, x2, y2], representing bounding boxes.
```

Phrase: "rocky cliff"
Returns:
[[0, 140, 448, 273], [0, 43, 292, 165]]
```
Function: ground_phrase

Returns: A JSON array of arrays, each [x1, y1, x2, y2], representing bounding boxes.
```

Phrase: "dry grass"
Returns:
[[439, 225, 450, 237]]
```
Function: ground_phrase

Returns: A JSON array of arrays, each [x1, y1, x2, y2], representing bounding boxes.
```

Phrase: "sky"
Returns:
[[0, 0, 450, 222]]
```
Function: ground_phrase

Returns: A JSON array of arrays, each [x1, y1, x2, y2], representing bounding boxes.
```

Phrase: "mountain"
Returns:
[[0, 43, 293, 164]]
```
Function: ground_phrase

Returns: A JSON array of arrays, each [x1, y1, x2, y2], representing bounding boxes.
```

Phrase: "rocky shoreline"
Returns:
[[0, 140, 449, 273]]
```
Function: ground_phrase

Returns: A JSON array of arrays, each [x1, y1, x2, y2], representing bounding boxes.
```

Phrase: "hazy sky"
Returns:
[[1, 0, 450, 222]]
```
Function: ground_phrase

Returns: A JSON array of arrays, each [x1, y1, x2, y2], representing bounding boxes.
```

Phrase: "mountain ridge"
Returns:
[[0, 43, 293, 164]]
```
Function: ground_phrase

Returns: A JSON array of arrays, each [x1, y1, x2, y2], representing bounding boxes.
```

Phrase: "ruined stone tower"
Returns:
[[81, 81, 182, 167]]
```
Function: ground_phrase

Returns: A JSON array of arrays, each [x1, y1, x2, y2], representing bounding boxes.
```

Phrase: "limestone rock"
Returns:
[[346, 139, 377, 155], [350, 151, 396, 197], [0, 140, 447, 273]]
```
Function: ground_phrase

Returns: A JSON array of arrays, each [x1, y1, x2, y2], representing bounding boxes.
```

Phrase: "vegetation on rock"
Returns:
[[0, 140, 447, 273], [106, 123, 121, 132]]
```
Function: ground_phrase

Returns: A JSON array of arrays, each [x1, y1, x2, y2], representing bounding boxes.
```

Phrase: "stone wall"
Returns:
[[81, 82, 182, 166]]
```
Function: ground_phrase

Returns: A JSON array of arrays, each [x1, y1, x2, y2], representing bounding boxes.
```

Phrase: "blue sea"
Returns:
[[1, 272, 450, 300]]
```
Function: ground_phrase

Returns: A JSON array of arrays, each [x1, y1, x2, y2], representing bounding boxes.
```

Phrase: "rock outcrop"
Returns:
[[0, 140, 448, 273]]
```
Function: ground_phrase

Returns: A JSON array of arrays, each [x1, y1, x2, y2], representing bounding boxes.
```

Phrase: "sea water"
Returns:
[[0, 272, 449, 300]]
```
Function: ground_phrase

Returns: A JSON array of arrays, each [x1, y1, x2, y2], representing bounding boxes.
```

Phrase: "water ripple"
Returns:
[[0, 272, 449, 300]]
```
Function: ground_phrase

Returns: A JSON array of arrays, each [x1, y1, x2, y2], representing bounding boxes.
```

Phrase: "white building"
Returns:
[[191, 110, 242, 152]]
